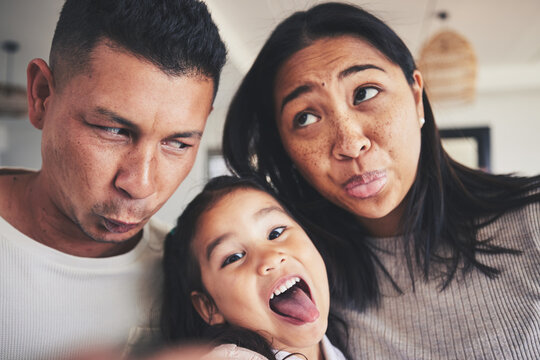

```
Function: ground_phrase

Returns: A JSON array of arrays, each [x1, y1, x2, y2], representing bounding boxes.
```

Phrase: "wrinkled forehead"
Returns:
[[277, 36, 388, 81]]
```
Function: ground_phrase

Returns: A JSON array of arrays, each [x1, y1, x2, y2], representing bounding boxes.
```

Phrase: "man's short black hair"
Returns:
[[50, 0, 227, 96]]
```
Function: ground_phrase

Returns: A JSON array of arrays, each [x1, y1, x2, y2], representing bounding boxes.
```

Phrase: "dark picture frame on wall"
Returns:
[[439, 126, 491, 172]]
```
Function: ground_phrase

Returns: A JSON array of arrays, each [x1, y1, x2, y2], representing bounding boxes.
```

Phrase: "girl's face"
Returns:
[[191, 188, 329, 358], [274, 36, 424, 237]]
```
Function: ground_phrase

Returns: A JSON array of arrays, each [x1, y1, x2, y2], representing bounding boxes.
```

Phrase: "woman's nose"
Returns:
[[114, 144, 157, 199], [257, 249, 287, 276], [331, 115, 371, 160]]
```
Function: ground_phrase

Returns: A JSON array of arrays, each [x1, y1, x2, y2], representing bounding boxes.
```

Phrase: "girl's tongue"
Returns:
[[269, 284, 319, 323]]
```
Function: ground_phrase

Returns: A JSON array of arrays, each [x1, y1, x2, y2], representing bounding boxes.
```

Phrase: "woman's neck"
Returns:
[[358, 200, 406, 237]]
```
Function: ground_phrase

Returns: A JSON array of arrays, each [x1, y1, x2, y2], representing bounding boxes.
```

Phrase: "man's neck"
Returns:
[[0, 170, 141, 258]]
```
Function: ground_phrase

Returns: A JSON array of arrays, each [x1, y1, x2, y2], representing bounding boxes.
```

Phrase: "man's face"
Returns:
[[39, 43, 214, 243]]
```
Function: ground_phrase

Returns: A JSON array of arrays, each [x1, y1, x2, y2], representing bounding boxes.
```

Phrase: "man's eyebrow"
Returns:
[[95, 107, 202, 139], [338, 64, 385, 79], [96, 107, 137, 129], [169, 131, 203, 139]]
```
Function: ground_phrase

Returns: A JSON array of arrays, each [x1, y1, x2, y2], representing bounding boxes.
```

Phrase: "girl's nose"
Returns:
[[257, 250, 287, 276]]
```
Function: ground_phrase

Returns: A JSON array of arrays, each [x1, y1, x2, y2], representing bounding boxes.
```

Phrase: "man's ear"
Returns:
[[27, 58, 55, 130], [191, 291, 225, 325]]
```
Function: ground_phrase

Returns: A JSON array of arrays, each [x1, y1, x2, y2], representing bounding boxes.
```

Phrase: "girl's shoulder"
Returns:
[[202, 344, 269, 360]]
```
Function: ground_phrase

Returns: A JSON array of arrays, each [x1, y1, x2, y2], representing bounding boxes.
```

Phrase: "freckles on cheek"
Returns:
[[290, 142, 323, 173]]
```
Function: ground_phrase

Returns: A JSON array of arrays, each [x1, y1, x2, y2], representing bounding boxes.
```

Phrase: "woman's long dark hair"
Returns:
[[222, 2, 540, 310], [161, 175, 350, 359]]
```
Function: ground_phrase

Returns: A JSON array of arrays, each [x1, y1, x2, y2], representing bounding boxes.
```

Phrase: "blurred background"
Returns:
[[1, 0, 539, 224]]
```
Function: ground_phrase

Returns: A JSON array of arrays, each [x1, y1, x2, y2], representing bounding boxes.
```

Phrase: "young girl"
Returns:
[[161, 176, 349, 360]]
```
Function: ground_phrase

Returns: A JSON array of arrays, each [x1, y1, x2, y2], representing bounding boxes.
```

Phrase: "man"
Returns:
[[0, 0, 226, 359]]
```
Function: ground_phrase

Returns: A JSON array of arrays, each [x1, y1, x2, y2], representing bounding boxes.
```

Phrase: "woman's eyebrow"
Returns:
[[279, 64, 385, 113], [339, 64, 385, 79], [280, 85, 312, 114]]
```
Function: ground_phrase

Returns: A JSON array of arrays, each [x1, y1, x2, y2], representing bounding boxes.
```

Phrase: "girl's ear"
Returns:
[[27, 58, 55, 130], [191, 291, 225, 325]]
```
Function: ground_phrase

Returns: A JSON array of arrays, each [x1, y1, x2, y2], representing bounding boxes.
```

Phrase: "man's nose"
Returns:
[[114, 144, 157, 199]]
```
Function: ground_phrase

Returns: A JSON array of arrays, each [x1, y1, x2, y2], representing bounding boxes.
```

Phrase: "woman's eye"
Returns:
[[221, 252, 245, 268], [294, 113, 319, 128], [353, 87, 379, 105], [268, 226, 286, 240]]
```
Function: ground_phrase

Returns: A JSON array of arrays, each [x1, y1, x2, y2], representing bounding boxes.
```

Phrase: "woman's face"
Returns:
[[274, 36, 424, 236]]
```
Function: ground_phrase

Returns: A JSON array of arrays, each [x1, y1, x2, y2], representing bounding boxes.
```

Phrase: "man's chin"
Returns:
[[83, 226, 144, 245]]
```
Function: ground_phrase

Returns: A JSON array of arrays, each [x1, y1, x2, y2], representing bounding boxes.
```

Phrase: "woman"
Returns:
[[222, 2, 540, 359]]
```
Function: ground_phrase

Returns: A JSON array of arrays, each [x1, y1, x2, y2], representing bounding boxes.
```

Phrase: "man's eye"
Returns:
[[353, 86, 380, 105], [102, 127, 126, 136], [293, 113, 319, 128], [268, 226, 286, 240], [163, 139, 191, 150], [221, 252, 245, 268]]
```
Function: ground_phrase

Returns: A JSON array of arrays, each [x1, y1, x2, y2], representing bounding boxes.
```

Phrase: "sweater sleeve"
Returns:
[[201, 344, 269, 360]]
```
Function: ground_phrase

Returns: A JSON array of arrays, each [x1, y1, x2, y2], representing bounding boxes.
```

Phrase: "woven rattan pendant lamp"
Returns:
[[417, 11, 477, 104]]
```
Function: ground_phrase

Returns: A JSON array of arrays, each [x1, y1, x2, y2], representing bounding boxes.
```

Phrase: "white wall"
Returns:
[[435, 88, 540, 177]]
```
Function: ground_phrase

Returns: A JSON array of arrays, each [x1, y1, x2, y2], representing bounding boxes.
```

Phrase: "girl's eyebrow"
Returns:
[[205, 205, 286, 261], [253, 205, 286, 219], [206, 233, 231, 261]]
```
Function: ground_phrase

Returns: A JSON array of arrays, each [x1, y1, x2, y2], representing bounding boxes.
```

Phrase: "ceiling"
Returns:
[[1, 0, 540, 109], [206, 0, 540, 72]]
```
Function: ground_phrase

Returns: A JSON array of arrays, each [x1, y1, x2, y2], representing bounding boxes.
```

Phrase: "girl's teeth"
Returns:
[[272, 277, 303, 299]]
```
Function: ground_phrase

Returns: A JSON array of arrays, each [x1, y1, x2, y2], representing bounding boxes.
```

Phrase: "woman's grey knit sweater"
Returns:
[[341, 200, 540, 359]]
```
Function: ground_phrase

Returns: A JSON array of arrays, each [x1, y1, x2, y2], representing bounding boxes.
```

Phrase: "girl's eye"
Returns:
[[293, 113, 319, 128], [268, 226, 286, 240], [221, 252, 245, 268], [353, 86, 379, 105]]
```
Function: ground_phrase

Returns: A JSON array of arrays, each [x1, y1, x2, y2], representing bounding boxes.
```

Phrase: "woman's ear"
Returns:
[[191, 291, 225, 325], [411, 70, 425, 120], [27, 58, 55, 130]]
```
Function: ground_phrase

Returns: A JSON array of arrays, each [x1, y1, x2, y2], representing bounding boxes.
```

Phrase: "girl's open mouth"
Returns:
[[269, 276, 319, 324]]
